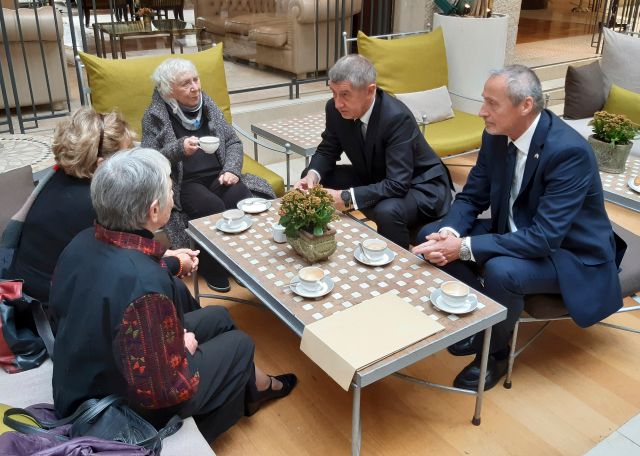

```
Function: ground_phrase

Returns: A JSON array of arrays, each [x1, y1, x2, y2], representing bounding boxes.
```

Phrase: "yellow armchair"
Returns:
[[353, 29, 485, 158], [77, 46, 285, 196]]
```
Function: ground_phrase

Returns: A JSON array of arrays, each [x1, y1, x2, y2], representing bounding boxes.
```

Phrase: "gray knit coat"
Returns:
[[141, 90, 275, 248]]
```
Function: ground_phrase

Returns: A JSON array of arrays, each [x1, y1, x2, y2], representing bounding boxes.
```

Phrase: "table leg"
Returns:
[[472, 326, 492, 426], [170, 34, 175, 54], [120, 36, 127, 59], [305, 156, 310, 168], [190, 238, 201, 305], [286, 151, 291, 190], [351, 383, 361, 456], [253, 132, 259, 161]]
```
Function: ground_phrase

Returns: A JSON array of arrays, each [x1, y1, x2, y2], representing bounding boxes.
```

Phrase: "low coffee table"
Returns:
[[599, 157, 640, 213], [94, 19, 204, 59], [187, 202, 507, 455]]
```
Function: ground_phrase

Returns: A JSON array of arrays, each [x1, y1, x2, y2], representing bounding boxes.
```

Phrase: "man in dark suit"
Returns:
[[413, 65, 625, 391], [294, 55, 452, 249]]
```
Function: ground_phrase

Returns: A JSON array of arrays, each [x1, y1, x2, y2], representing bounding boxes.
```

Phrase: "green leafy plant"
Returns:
[[278, 187, 339, 238], [590, 111, 639, 146], [435, 0, 492, 17]]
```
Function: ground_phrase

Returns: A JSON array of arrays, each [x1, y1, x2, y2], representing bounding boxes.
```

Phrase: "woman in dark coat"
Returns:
[[141, 58, 275, 291], [49, 148, 296, 442]]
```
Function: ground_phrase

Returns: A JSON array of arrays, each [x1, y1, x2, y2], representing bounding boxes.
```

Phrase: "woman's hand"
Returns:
[[165, 248, 200, 277], [183, 136, 200, 157], [184, 330, 198, 355], [219, 172, 239, 186]]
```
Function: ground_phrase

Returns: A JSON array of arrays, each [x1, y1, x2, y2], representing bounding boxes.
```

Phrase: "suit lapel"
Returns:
[[517, 111, 551, 199]]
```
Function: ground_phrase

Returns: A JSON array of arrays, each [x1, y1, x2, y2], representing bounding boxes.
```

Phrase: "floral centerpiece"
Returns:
[[588, 110, 639, 173], [278, 187, 339, 262]]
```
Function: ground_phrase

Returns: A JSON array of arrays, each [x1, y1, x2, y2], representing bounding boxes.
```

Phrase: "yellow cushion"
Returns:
[[79, 46, 231, 137], [0, 403, 41, 435], [603, 84, 640, 125], [242, 155, 285, 197], [356, 29, 448, 94], [423, 110, 485, 157]]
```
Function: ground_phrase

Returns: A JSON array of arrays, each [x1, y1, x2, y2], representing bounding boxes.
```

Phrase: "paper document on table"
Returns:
[[300, 292, 445, 390]]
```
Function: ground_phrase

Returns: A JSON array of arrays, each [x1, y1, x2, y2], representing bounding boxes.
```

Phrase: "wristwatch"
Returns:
[[459, 237, 472, 261], [340, 190, 352, 209]]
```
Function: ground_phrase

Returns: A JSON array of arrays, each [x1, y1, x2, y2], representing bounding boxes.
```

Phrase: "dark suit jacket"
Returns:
[[308, 88, 452, 218], [438, 109, 625, 327]]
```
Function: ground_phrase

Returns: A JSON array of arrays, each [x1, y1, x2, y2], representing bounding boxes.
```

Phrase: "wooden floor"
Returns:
[[190, 153, 640, 455]]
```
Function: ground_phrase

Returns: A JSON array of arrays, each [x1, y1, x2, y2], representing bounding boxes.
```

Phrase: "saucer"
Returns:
[[237, 198, 272, 214], [215, 216, 252, 233], [289, 276, 334, 298], [628, 177, 640, 194], [429, 288, 478, 314], [354, 246, 396, 266]]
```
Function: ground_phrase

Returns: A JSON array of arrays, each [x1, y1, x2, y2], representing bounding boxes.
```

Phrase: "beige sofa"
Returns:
[[0, 6, 67, 110], [194, 0, 361, 77]]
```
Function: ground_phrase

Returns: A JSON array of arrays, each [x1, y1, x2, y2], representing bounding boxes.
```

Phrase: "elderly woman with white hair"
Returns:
[[141, 58, 275, 292], [49, 148, 296, 443]]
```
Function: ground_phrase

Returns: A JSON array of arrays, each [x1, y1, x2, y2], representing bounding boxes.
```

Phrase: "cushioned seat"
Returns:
[[224, 13, 280, 35], [423, 109, 485, 157], [250, 24, 289, 48], [505, 221, 640, 388], [355, 29, 484, 158], [77, 47, 284, 196]]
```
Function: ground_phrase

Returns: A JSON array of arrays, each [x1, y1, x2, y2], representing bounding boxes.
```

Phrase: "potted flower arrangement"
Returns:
[[588, 110, 639, 173], [278, 187, 339, 263], [136, 7, 154, 29]]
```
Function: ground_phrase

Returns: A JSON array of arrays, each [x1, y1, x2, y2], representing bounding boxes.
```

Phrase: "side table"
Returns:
[[0, 134, 54, 178]]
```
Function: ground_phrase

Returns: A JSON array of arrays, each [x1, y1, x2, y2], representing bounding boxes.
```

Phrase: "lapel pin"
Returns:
[[534, 153, 539, 159]]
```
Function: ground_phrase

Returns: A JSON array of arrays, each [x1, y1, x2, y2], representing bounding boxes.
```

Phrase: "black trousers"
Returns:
[[181, 174, 253, 219], [320, 165, 436, 249]]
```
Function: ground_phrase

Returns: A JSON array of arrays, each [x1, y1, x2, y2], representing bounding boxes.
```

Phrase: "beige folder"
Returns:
[[300, 292, 445, 390]]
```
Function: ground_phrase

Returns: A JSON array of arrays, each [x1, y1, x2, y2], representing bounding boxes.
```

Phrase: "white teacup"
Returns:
[[222, 209, 245, 228], [198, 136, 220, 154], [362, 238, 387, 261], [298, 266, 325, 292], [272, 223, 287, 243], [440, 281, 471, 308]]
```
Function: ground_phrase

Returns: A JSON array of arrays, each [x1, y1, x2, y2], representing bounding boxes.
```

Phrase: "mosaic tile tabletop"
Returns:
[[252, 113, 325, 154], [189, 203, 505, 334], [0, 134, 54, 174], [599, 158, 640, 212]]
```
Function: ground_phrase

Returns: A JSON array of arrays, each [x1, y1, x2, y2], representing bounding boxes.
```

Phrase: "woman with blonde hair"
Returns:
[[1, 107, 138, 303]]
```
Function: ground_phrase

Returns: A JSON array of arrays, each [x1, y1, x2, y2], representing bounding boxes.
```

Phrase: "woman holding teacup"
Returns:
[[141, 58, 275, 291]]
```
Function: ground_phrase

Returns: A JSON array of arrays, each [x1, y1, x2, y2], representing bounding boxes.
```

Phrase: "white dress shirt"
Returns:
[[309, 97, 376, 211], [440, 113, 541, 261]]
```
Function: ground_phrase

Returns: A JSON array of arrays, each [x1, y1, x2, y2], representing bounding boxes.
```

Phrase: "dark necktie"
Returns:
[[497, 142, 518, 234], [354, 119, 365, 148]]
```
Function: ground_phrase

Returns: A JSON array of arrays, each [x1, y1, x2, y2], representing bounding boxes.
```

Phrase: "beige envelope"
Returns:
[[300, 292, 445, 390]]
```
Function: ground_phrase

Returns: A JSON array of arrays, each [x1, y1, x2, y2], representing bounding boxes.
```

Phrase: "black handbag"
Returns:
[[3, 395, 182, 454], [0, 279, 54, 373]]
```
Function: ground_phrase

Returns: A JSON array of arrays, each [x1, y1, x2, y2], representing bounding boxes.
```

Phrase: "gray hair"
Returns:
[[328, 54, 376, 88], [489, 65, 544, 113], [151, 58, 198, 98], [91, 148, 172, 231]]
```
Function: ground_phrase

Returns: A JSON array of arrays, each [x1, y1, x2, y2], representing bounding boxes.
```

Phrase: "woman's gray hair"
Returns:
[[328, 54, 376, 88], [151, 58, 198, 98], [489, 65, 544, 113], [91, 147, 172, 231]]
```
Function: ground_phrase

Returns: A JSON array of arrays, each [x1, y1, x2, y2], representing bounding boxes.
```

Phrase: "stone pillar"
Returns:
[[393, 0, 522, 63]]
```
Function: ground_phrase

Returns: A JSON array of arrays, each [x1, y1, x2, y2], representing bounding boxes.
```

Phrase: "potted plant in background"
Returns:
[[278, 187, 339, 263], [136, 7, 154, 30], [588, 110, 639, 173]]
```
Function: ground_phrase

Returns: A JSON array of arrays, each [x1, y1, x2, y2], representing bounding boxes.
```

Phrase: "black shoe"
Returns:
[[205, 276, 230, 293], [453, 355, 508, 391], [447, 334, 478, 356], [245, 373, 297, 417]]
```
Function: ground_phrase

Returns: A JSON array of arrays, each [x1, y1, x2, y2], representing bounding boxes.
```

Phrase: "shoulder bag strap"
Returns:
[[31, 301, 55, 358]]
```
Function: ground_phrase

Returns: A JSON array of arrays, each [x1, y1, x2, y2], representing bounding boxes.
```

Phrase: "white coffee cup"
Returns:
[[362, 238, 387, 261], [272, 223, 287, 243], [198, 136, 220, 154], [440, 281, 471, 307], [298, 266, 325, 292], [222, 209, 245, 228]]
